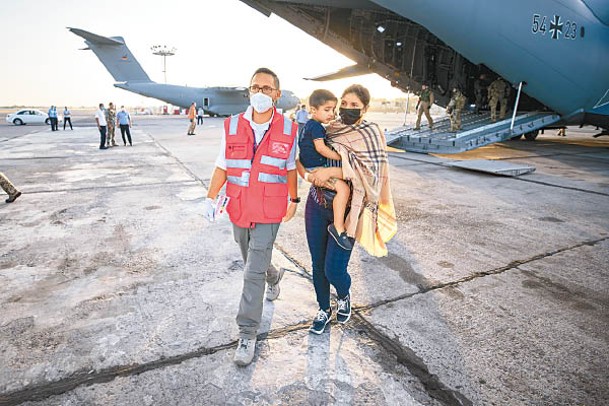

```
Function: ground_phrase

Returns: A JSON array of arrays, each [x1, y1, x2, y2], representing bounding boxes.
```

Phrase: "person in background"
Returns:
[[488, 77, 509, 122], [197, 106, 204, 125], [116, 106, 133, 146], [63, 107, 72, 130], [105, 102, 117, 147], [474, 73, 489, 114], [295, 104, 309, 141], [446, 87, 467, 132], [0, 172, 21, 203], [48, 106, 58, 131], [95, 103, 108, 150], [187, 102, 197, 135], [414, 83, 434, 130]]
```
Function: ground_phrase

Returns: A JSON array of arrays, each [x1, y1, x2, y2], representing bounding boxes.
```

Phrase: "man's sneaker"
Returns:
[[328, 224, 353, 251], [265, 267, 285, 301], [309, 309, 332, 335], [5, 191, 21, 203], [336, 292, 351, 324], [233, 338, 256, 366]]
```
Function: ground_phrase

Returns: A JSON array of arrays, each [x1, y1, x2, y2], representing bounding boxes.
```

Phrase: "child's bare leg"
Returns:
[[331, 178, 350, 233]]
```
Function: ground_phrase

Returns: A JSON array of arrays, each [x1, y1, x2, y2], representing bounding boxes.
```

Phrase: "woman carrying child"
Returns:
[[297, 84, 397, 334]]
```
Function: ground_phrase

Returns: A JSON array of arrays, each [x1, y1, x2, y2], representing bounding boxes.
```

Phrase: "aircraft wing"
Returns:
[[207, 87, 249, 93], [304, 64, 371, 81]]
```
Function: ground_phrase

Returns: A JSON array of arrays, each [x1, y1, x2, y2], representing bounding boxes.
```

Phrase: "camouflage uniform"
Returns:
[[488, 78, 509, 122], [415, 86, 434, 130], [105, 105, 117, 146], [0, 172, 21, 203], [446, 89, 466, 131], [474, 74, 488, 114]]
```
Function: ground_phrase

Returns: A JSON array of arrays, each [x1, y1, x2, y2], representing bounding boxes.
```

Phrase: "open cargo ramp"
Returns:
[[386, 111, 561, 154]]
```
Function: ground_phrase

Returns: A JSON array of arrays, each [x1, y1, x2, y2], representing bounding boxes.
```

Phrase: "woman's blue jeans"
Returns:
[[304, 188, 353, 311]]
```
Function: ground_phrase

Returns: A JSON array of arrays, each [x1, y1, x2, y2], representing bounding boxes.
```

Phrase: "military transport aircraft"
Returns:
[[238, 0, 609, 153], [68, 28, 300, 116]]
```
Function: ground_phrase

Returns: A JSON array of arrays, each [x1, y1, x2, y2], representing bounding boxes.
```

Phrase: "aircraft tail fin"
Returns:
[[68, 27, 151, 83]]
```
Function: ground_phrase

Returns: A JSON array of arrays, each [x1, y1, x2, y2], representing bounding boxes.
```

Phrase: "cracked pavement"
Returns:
[[1, 113, 608, 405]]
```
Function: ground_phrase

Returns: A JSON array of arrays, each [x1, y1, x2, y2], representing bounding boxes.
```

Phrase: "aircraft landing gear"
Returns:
[[524, 130, 539, 141], [509, 130, 539, 141]]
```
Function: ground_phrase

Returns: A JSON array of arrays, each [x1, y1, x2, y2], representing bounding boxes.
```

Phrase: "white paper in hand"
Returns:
[[214, 195, 230, 218]]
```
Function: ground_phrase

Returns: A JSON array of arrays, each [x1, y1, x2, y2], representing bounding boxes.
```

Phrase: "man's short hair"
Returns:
[[251, 67, 280, 90], [309, 89, 337, 108]]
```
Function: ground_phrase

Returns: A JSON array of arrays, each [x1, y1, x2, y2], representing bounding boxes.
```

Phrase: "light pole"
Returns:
[[151, 45, 176, 84]]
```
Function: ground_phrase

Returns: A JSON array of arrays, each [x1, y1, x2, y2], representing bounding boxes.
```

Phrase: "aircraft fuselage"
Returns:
[[374, 0, 609, 120]]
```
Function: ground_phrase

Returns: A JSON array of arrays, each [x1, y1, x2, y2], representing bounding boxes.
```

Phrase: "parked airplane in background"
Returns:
[[238, 0, 609, 151], [68, 28, 300, 116]]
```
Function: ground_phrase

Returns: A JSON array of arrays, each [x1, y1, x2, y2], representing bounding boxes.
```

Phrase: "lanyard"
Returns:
[[252, 129, 268, 160]]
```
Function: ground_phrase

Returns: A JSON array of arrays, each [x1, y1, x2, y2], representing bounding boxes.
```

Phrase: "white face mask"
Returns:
[[250, 92, 274, 114]]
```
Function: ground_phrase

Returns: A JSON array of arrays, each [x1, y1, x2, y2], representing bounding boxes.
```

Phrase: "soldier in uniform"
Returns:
[[1, 172, 21, 203], [446, 87, 466, 132], [414, 82, 434, 130], [105, 102, 118, 147], [474, 73, 488, 114], [488, 77, 509, 122]]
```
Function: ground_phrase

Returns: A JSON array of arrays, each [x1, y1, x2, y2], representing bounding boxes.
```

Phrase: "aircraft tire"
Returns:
[[524, 130, 539, 141]]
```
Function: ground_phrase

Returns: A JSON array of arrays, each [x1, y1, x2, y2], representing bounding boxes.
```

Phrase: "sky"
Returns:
[[0, 0, 407, 108]]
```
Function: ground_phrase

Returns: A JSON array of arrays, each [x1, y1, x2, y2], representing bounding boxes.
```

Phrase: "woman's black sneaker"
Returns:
[[328, 224, 353, 250], [309, 309, 331, 335], [336, 293, 351, 324]]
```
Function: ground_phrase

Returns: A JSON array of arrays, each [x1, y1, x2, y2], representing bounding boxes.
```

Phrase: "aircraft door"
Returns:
[[203, 98, 210, 108]]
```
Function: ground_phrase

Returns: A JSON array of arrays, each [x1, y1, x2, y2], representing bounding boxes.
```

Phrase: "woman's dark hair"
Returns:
[[309, 89, 337, 108], [342, 84, 370, 107], [251, 67, 280, 90]]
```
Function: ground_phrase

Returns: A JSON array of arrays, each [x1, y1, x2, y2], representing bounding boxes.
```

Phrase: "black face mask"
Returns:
[[339, 108, 362, 125]]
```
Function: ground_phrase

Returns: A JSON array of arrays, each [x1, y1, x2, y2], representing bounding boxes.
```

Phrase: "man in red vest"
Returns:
[[204, 67, 299, 366]]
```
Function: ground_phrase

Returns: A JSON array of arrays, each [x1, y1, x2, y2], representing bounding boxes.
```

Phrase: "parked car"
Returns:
[[5, 109, 50, 126]]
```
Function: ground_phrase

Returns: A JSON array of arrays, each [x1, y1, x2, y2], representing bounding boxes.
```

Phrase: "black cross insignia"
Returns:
[[549, 15, 563, 39]]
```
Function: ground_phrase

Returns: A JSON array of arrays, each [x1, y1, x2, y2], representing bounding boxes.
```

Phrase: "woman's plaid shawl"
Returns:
[[327, 120, 397, 257]]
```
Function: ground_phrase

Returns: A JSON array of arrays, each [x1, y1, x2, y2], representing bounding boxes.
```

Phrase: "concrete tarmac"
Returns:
[[0, 114, 608, 405]]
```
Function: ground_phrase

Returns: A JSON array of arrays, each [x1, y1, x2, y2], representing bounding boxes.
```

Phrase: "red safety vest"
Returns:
[[224, 108, 297, 228]]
